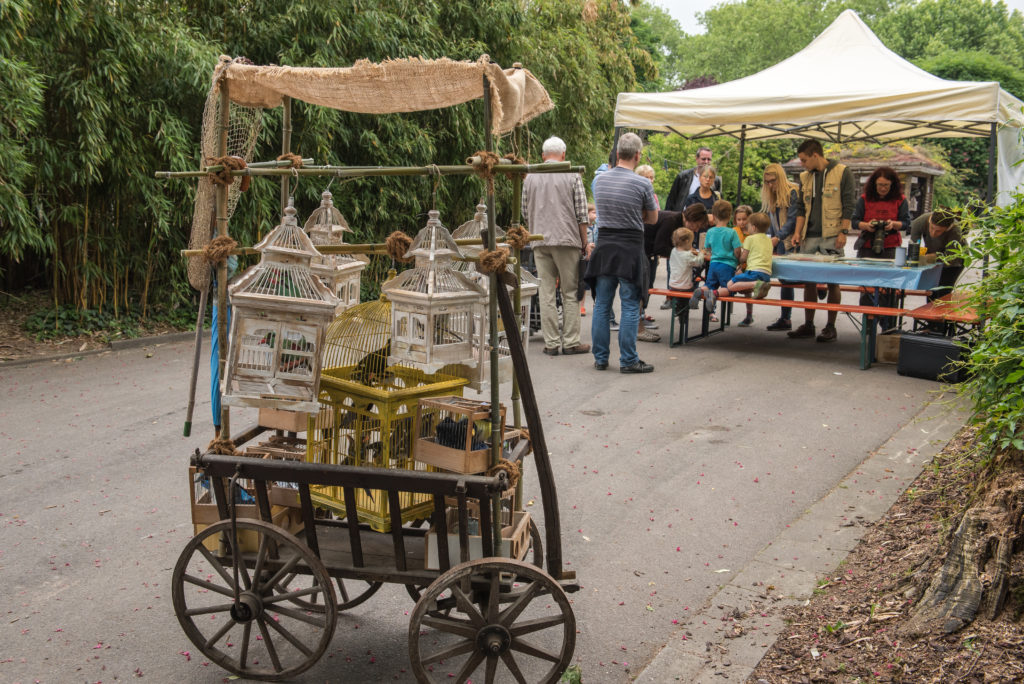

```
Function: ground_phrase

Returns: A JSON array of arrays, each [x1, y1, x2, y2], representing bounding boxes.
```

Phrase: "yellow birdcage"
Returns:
[[382, 210, 487, 373], [306, 290, 468, 531], [450, 203, 537, 390], [223, 200, 338, 412], [305, 190, 366, 315]]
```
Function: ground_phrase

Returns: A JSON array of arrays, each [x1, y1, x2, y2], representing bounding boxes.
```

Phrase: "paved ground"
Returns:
[[0, 283, 965, 683]]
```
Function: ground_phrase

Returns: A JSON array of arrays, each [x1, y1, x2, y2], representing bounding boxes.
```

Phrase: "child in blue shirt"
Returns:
[[691, 199, 741, 322]]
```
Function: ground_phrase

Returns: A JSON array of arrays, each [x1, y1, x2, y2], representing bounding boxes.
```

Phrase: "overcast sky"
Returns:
[[653, 0, 1024, 35]]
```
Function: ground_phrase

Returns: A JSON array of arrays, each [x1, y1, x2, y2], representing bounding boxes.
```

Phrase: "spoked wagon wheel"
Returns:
[[408, 557, 575, 684], [172, 519, 337, 681]]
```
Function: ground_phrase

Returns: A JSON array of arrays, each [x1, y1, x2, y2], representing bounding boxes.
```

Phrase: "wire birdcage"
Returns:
[[306, 291, 468, 531], [382, 210, 486, 374], [449, 203, 537, 390], [222, 200, 338, 412], [305, 190, 365, 314]]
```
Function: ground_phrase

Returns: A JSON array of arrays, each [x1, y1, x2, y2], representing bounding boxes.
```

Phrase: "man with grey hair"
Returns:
[[522, 136, 590, 355], [585, 132, 659, 373], [665, 146, 721, 212]]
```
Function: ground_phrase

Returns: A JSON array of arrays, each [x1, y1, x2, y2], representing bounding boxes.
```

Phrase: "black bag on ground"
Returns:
[[897, 332, 968, 383]]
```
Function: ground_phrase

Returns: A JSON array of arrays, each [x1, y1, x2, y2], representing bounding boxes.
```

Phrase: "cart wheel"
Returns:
[[172, 519, 337, 681], [408, 558, 575, 684], [274, 572, 382, 612]]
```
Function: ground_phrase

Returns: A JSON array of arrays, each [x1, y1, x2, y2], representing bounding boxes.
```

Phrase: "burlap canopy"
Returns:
[[218, 55, 553, 134]]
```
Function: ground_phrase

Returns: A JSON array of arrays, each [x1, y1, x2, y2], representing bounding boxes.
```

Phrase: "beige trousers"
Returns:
[[533, 245, 582, 350]]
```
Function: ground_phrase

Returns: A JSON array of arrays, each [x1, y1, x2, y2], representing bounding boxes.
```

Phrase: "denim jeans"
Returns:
[[592, 275, 641, 367]]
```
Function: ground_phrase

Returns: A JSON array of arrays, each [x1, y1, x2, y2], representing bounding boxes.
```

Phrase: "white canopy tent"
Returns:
[[614, 10, 1024, 204]]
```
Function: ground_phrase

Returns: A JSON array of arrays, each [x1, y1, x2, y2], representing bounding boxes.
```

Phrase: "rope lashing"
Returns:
[[207, 156, 250, 192], [470, 150, 502, 195], [385, 231, 414, 263], [207, 437, 239, 455], [486, 458, 522, 488], [477, 247, 509, 274], [203, 235, 238, 266], [276, 153, 304, 168], [505, 224, 530, 251]]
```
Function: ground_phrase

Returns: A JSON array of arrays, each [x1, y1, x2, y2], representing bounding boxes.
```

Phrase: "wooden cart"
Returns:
[[166, 57, 581, 682]]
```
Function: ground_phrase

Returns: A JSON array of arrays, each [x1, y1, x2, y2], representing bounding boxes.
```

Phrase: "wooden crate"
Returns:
[[414, 397, 506, 474], [258, 407, 311, 433], [424, 509, 531, 570], [877, 332, 901, 364]]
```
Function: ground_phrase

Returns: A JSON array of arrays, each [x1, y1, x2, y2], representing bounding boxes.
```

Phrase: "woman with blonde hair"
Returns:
[[760, 163, 799, 331]]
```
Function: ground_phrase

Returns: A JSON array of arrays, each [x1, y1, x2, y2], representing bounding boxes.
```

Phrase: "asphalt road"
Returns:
[[0, 289, 948, 683]]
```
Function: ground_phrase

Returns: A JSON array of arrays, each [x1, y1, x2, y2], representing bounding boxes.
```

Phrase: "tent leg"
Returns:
[[613, 126, 622, 158], [986, 122, 996, 205], [736, 125, 747, 204]]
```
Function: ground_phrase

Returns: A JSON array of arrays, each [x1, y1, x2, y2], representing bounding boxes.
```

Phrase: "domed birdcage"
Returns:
[[450, 203, 537, 390], [305, 289, 468, 532], [305, 190, 365, 315], [222, 200, 338, 412], [382, 210, 487, 373]]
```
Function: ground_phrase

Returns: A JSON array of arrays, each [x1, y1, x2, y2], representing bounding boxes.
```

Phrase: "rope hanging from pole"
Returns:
[[470, 150, 502, 195]]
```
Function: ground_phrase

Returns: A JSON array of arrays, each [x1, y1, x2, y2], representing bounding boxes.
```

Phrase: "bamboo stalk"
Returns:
[[280, 96, 292, 211], [178, 235, 543, 258], [201, 157, 313, 173], [216, 83, 230, 438], [155, 162, 581, 180]]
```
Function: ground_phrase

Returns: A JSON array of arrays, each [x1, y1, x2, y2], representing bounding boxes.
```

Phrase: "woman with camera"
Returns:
[[851, 166, 911, 259]]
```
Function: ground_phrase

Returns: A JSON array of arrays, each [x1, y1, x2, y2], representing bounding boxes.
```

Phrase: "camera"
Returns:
[[869, 220, 888, 255]]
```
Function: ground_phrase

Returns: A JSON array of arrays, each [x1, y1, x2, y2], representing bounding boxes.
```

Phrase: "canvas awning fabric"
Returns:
[[217, 55, 553, 135], [614, 10, 1024, 144]]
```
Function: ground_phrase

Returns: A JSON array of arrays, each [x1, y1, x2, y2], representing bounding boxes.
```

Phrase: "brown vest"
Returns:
[[800, 162, 847, 238]]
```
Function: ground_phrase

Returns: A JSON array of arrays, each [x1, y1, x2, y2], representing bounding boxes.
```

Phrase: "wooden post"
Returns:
[[216, 83, 231, 437], [281, 96, 292, 211], [736, 125, 747, 205], [483, 75, 503, 552]]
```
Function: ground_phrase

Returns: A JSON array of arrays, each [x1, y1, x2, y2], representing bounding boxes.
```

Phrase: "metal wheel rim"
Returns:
[[172, 518, 337, 681], [408, 557, 575, 684]]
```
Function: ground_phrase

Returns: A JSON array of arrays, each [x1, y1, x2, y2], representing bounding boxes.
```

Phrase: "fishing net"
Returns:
[[187, 57, 264, 291]]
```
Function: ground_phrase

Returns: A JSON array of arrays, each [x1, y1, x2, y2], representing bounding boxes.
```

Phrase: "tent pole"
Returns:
[[986, 122, 997, 205], [736, 125, 747, 204], [281, 96, 292, 210], [613, 126, 622, 159]]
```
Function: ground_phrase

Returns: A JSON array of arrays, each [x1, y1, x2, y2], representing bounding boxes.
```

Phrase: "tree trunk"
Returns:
[[902, 450, 1024, 637]]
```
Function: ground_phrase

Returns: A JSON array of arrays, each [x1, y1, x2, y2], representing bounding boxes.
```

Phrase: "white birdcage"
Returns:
[[450, 205, 537, 390], [382, 210, 486, 373], [304, 190, 365, 314], [223, 200, 339, 412]]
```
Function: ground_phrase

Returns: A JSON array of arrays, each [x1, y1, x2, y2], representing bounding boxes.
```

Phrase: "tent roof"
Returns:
[[614, 10, 1024, 142], [217, 55, 553, 134]]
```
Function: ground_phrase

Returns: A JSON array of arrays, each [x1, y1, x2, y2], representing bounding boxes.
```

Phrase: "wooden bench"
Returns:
[[649, 287, 908, 370], [905, 291, 980, 336]]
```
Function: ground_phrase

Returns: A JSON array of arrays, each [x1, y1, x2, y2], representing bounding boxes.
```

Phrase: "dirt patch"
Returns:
[[0, 291, 186, 363], [750, 427, 1024, 683]]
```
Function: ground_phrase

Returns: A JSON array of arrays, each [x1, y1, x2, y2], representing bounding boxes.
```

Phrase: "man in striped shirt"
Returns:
[[586, 132, 659, 374]]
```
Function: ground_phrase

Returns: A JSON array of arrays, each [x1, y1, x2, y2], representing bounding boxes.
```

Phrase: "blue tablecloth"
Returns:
[[772, 257, 943, 290]]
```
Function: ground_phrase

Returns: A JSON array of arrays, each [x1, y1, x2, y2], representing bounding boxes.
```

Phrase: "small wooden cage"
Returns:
[[306, 294, 468, 531], [414, 396, 506, 474], [382, 210, 486, 373], [450, 205, 538, 390], [305, 190, 365, 315], [223, 200, 338, 412]]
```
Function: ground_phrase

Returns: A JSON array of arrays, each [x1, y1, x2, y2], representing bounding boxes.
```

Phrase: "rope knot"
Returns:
[[207, 437, 239, 455], [276, 153, 304, 169], [203, 235, 238, 266], [486, 458, 521, 489], [477, 247, 509, 275], [385, 231, 414, 263], [207, 156, 250, 191], [505, 224, 530, 251]]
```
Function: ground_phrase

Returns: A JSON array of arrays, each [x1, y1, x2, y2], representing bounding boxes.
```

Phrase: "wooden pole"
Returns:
[[179, 235, 544, 259], [736, 125, 747, 205], [155, 162, 579, 180], [215, 83, 231, 437], [510, 124, 525, 512], [281, 96, 292, 211], [483, 75, 503, 552], [183, 281, 209, 437]]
